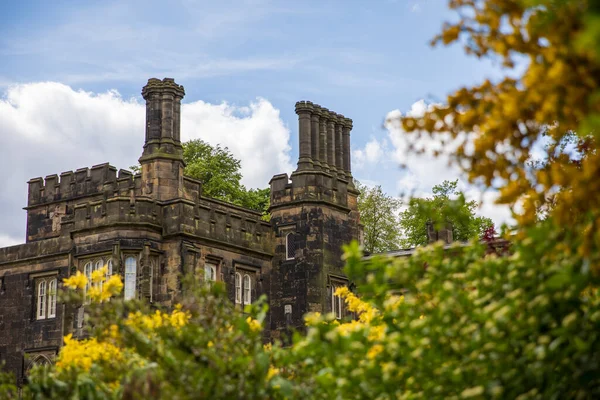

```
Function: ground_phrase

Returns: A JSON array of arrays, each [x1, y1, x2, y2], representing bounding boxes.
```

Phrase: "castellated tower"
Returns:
[[0, 77, 361, 382], [269, 101, 361, 339]]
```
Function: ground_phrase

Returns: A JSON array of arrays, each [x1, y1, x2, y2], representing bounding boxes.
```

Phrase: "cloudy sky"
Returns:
[[0, 0, 512, 247]]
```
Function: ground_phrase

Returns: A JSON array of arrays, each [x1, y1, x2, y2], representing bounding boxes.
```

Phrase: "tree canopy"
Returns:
[[133, 139, 270, 215], [182, 139, 270, 215], [356, 182, 402, 254], [399, 180, 493, 247]]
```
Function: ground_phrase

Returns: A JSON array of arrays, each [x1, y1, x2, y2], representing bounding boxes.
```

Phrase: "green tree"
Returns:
[[399, 180, 493, 247], [131, 139, 270, 215], [356, 182, 402, 254], [183, 139, 244, 203]]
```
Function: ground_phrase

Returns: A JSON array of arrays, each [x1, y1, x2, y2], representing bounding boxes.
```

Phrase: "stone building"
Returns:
[[0, 78, 360, 383]]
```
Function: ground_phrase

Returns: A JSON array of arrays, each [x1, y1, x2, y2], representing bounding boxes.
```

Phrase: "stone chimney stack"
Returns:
[[293, 101, 353, 180], [426, 221, 454, 244], [139, 78, 186, 200], [140, 77, 185, 161]]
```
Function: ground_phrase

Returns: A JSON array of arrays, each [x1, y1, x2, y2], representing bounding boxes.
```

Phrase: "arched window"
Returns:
[[331, 284, 345, 319], [205, 263, 216, 285], [285, 232, 295, 260], [235, 272, 242, 304], [47, 279, 57, 318], [35, 277, 57, 320], [124, 256, 137, 300], [243, 274, 252, 304], [106, 259, 113, 279], [94, 259, 103, 290], [37, 281, 46, 320], [26, 354, 53, 374], [83, 261, 93, 302]]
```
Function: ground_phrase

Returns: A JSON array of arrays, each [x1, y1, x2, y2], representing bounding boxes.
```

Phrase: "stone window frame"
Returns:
[[233, 262, 259, 307], [204, 255, 222, 286], [79, 256, 113, 303], [23, 348, 57, 376], [30, 270, 59, 321], [285, 232, 296, 260], [328, 275, 349, 320], [123, 255, 138, 301]]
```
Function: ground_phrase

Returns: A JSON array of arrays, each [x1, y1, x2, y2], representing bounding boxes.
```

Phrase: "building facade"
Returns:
[[0, 78, 360, 383]]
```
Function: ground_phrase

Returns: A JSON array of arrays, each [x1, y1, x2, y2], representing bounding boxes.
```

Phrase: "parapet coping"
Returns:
[[269, 198, 351, 214]]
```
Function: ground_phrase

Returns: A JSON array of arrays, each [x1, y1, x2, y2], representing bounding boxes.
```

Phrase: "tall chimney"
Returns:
[[310, 106, 322, 170], [342, 117, 353, 182], [335, 114, 344, 177], [319, 108, 330, 172], [295, 101, 313, 171], [327, 114, 337, 173], [139, 78, 186, 200], [140, 78, 185, 163]]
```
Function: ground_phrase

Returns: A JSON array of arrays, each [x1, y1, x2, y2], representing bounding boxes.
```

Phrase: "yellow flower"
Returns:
[[367, 344, 384, 360], [304, 312, 322, 326], [56, 334, 123, 372], [103, 275, 123, 297], [207, 341, 214, 348], [91, 266, 108, 284], [246, 316, 262, 332], [63, 271, 87, 290], [267, 366, 279, 380], [88, 286, 102, 302]]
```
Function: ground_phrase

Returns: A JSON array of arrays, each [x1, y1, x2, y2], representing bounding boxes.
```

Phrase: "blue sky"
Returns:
[[0, 0, 511, 245]]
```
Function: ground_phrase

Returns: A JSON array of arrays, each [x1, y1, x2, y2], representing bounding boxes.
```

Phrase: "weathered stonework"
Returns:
[[0, 79, 360, 382]]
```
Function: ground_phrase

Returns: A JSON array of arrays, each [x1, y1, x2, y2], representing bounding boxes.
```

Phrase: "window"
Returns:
[[83, 261, 93, 302], [82, 258, 113, 303], [124, 256, 137, 300], [48, 279, 57, 318], [25, 353, 55, 375], [205, 263, 216, 285], [331, 284, 345, 319], [36, 277, 57, 320], [235, 272, 242, 304], [285, 232, 295, 260], [243, 274, 252, 304]]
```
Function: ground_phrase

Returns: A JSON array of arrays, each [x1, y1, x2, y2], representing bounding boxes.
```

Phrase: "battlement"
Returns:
[[26, 163, 137, 207]]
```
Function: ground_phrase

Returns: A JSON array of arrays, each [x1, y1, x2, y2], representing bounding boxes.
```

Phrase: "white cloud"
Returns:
[[0, 234, 22, 248], [0, 82, 292, 244], [181, 98, 293, 188]]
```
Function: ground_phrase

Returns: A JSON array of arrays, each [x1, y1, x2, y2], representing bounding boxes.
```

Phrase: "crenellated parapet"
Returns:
[[26, 163, 124, 207], [25, 165, 143, 242]]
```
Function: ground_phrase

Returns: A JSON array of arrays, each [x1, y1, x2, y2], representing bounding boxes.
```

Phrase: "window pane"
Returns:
[[243, 274, 251, 304], [286, 233, 296, 260], [48, 279, 57, 318], [37, 281, 46, 320], [205, 264, 216, 282], [84, 262, 92, 298], [124, 257, 137, 300], [235, 273, 241, 304]]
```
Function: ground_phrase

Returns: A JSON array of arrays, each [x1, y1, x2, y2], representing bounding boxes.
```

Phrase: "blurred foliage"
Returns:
[[399, 0, 600, 267], [356, 182, 402, 253], [399, 180, 493, 247]]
